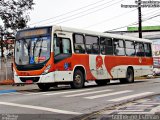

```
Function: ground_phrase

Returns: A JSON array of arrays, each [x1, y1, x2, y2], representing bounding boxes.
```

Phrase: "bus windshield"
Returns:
[[15, 36, 51, 65]]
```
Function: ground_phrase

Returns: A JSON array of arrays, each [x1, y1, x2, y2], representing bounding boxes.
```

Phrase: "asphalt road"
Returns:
[[0, 78, 160, 120]]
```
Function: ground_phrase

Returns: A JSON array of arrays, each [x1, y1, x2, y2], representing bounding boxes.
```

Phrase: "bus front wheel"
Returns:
[[37, 83, 51, 91], [71, 69, 84, 89]]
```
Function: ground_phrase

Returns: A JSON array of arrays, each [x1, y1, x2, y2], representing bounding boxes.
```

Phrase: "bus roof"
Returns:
[[53, 25, 152, 43]]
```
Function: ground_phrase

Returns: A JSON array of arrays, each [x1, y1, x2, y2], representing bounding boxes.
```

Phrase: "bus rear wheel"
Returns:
[[120, 68, 134, 83], [95, 79, 110, 86], [71, 69, 84, 89], [37, 83, 51, 91]]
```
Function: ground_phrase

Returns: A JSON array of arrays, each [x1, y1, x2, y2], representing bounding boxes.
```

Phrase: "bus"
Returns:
[[13, 25, 153, 90]]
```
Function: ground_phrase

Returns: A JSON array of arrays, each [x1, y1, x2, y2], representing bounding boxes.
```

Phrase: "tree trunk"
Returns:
[[0, 33, 4, 58]]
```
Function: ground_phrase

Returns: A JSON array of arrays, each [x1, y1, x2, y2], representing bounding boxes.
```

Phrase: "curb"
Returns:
[[0, 80, 14, 85]]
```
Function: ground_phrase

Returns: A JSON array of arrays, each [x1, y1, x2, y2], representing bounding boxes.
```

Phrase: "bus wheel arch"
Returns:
[[71, 66, 85, 89]]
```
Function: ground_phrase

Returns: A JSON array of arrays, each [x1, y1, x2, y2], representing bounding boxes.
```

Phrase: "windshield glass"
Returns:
[[15, 36, 51, 65]]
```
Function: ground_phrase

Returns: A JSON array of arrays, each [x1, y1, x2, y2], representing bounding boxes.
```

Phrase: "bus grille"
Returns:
[[20, 77, 40, 82]]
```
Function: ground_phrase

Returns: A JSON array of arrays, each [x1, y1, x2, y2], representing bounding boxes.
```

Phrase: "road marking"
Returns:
[[116, 109, 145, 112], [0, 102, 81, 114], [1, 92, 23, 96], [24, 92, 49, 95], [116, 111, 152, 114], [141, 102, 160, 105], [64, 89, 112, 97], [84, 90, 132, 99], [44, 89, 94, 96], [0, 90, 16, 95], [108, 92, 154, 102]]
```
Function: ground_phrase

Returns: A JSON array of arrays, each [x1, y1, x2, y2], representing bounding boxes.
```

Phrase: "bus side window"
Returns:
[[73, 34, 85, 54], [113, 39, 125, 56], [100, 37, 113, 55], [85, 35, 99, 54], [125, 40, 135, 56], [135, 42, 145, 57], [144, 43, 152, 57]]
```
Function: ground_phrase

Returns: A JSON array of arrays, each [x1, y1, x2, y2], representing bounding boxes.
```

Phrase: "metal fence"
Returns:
[[0, 57, 13, 81]]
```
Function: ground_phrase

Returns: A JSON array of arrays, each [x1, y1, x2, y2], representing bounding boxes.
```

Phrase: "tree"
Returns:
[[0, 0, 34, 30], [0, 0, 35, 57]]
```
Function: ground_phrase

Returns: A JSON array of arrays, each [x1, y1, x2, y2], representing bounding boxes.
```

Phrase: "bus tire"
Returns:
[[95, 79, 110, 86], [37, 83, 51, 91], [120, 68, 134, 83], [71, 69, 84, 89], [126, 68, 134, 83]]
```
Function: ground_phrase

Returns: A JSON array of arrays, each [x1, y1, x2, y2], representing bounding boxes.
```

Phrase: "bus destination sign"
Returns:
[[17, 28, 49, 39]]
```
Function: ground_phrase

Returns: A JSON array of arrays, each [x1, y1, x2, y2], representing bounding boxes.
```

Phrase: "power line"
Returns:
[[143, 10, 160, 18], [108, 21, 138, 31], [29, 0, 114, 26], [84, 6, 159, 30], [142, 8, 160, 16], [88, 8, 160, 31], [108, 13, 160, 31], [84, 8, 137, 29], [42, 0, 124, 26]]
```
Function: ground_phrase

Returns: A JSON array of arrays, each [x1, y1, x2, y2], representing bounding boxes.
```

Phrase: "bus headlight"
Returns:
[[42, 65, 51, 75]]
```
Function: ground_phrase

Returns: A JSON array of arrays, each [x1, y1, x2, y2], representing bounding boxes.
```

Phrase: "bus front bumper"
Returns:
[[14, 72, 55, 84]]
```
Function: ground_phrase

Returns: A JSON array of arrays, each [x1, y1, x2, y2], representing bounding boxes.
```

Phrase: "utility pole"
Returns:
[[138, 0, 142, 38]]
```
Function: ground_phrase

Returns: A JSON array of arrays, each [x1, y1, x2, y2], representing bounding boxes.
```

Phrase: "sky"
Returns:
[[4, 0, 160, 32]]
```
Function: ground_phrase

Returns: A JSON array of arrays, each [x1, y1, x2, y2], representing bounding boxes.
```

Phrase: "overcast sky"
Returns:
[[6, 0, 160, 32]]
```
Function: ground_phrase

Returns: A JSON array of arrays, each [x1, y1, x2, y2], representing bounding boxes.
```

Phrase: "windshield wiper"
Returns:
[[38, 38, 43, 63]]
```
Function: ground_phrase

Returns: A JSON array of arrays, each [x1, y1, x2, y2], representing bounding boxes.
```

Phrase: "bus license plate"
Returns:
[[26, 80, 33, 84]]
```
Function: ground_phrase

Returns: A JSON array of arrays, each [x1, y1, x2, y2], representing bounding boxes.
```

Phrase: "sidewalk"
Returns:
[[0, 57, 13, 85], [0, 84, 38, 91]]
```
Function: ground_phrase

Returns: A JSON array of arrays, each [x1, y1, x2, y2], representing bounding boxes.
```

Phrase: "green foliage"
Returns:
[[0, 0, 35, 31]]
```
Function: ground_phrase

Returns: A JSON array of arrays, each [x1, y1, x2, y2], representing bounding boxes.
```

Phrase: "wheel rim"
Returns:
[[75, 74, 81, 84], [127, 70, 133, 82]]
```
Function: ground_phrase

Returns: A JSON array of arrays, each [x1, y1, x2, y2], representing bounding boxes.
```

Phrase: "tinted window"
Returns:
[[144, 43, 152, 57], [73, 34, 85, 54], [125, 41, 135, 56], [113, 39, 125, 56], [85, 35, 99, 54], [135, 42, 145, 56], [100, 37, 113, 55]]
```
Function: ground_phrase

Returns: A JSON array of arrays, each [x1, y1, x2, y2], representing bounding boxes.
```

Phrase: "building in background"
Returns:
[[105, 26, 160, 68]]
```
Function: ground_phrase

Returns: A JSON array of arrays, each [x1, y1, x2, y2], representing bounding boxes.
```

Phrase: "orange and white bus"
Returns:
[[13, 25, 153, 90]]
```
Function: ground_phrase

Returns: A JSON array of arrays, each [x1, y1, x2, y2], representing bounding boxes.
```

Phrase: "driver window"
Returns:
[[54, 36, 71, 55], [62, 38, 71, 54]]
